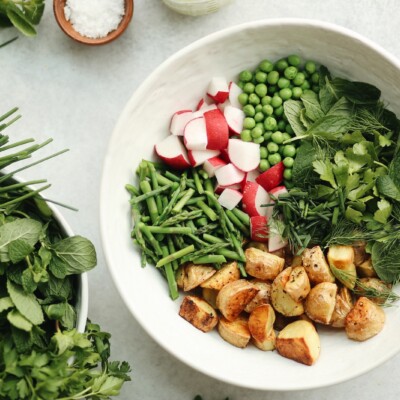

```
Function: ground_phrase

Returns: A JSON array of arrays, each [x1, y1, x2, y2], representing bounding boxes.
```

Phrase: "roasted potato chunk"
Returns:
[[345, 297, 385, 341], [216, 279, 259, 321], [327, 245, 356, 289], [330, 286, 353, 328], [302, 246, 335, 285], [248, 304, 276, 351], [179, 295, 218, 332], [244, 247, 285, 280], [271, 268, 304, 317], [356, 257, 377, 278], [202, 288, 218, 309], [183, 264, 216, 291], [353, 241, 367, 266], [200, 261, 240, 290], [244, 280, 271, 313], [305, 282, 338, 325], [357, 278, 392, 305], [276, 320, 320, 366], [284, 266, 311, 302], [218, 316, 251, 348]]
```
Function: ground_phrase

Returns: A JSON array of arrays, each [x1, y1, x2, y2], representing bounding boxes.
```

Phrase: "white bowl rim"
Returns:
[[100, 18, 400, 391]]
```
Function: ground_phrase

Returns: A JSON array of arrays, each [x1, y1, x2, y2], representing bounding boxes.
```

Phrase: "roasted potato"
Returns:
[[271, 267, 304, 317], [353, 241, 367, 266], [200, 261, 240, 290], [218, 316, 251, 348], [276, 320, 321, 366], [202, 288, 218, 309], [245, 241, 269, 252], [302, 246, 335, 285], [248, 304, 276, 351], [176, 265, 185, 289], [284, 266, 311, 302], [327, 245, 356, 289], [330, 286, 353, 328], [305, 282, 338, 325], [289, 255, 303, 268], [183, 264, 216, 291], [216, 279, 259, 321], [356, 257, 377, 278], [345, 297, 385, 341], [357, 278, 392, 305], [244, 280, 271, 313], [179, 295, 218, 332], [245, 247, 285, 280]]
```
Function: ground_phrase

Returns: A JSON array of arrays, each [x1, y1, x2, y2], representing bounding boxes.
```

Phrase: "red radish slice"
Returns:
[[217, 100, 231, 113], [155, 135, 191, 170], [241, 169, 260, 191], [204, 109, 229, 150], [215, 183, 241, 194], [170, 110, 193, 136], [196, 97, 213, 111], [229, 81, 243, 109], [218, 188, 243, 210], [268, 229, 288, 252], [269, 185, 288, 199], [215, 163, 245, 186], [187, 149, 220, 167], [203, 156, 226, 177], [224, 105, 244, 135], [220, 148, 230, 163], [207, 77, 229, 104], [183, 116, 208, 151], [242, 181, 273, 218], [250, 216, 269, 243], [228, 139, 260, 172], [256, 161, 285, 192]]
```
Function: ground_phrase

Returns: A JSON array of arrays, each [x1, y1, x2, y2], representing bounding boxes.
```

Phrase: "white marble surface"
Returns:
[[2, 1, 400, 399]]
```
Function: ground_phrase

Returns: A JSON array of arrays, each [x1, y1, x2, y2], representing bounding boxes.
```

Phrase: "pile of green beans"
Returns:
[[126, 160, 251, 300], [236, 54, 320, 188]]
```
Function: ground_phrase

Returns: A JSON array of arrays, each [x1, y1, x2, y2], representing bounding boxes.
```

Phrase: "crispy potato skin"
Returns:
[[183, 264, 216, 291], [216, 279, 259, 321], [353, 242, 367, 266], [302, 246, 335, 285], [285, 266, 311, 303], [356, 258, 378, 278], [276, 320, 320, 366], [248, 304, 275, 343], [179, 295, 218, 332], [245, 247, 285, 281], [218, 316, 251, 348], [331, 287, 353, 328], [305, 282, 338, 325], [200, 261, 240, 290], [345, 297, 385, 341], [357, 278, 391, 305], [202, 288, 219, 309], [327, 245, 356, 289], [244, 280, 271, 313]]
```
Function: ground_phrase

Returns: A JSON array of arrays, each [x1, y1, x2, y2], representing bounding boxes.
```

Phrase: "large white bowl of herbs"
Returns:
[[100, 19, 400, 390]]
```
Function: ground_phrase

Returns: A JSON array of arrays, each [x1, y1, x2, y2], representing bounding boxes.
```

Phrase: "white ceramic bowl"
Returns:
[[100, 19, 400, 391]]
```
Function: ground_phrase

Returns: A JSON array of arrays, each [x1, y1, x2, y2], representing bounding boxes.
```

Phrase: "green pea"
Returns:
[[284, 66, 298, 80], [248, 93, 260, 105], [261, 95, 272, 105], [255, 104, 263, 113], [267, 71, 279, 85], [271, 95, 283, 108], [277, 77, 290, 89], [275, 59, 289, 71], [283, 144, 296, 157], [268, 153, 282, 165], [255, 71, 268, 84], [251, 126, 263, 139], [243, 104, 256, 117], [243, 82, 255, 94], [255, 83, 268, 98], [264, 116, 277, 131], [279, 88, 292, 101], [283, 157, 294, 168], [282, 132, 291, 142], [260, 146, 268, 159], [288, 54, 301, 67], [274, 106, 284, 117], [267, 142, 279, 153], [262, 104, 274, 116], [240, 129, 252, 142], [239, 70, 253, 82], [263, 131, 273, 141], [259, 59, 274, 73], [292, 87, 303, 99], [311, 72, 320, 84], [293, 72, 305, 86], [254, 112, 264, 123], [255, 122, 265, 132], [305, 60, 316, 75], [259, 159, 270, 172], [285, 124, 294, 135], [271, 131, 284, 144], [301, 80, 311, 91], [277, 120, 286, 131], [243, 117, 256, 129], [253, 136, 265, 144], [238, 93, 248, 106], [268, 85, 277, 95], [283, 168, 292, 180]]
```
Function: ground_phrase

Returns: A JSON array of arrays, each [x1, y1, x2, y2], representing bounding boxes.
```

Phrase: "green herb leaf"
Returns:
[[0, 296, 14, 312], [301, 91, 324, 121], [7, 308, 32, 331], [6, 7, 37, 37], [374, 199, 392, 224], [283, 100, 306, 136], [313, 159, 337, 188], [371, 241, 400, 283], [8, 239, 34, 263], [376, 176, 400, 201], [306, 115, 350, 140]]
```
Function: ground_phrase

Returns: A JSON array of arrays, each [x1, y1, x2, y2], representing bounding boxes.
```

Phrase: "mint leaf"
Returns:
[[0, 296, 14, 313], [7, 309, 32, 332], [8, 239, 34, 264], [283, 100, 306, 136], [326, 97, 352, 117], [376, 176, 400, 201], [301, 91, 324, 121], [374, 199, 392, 224], [307, 115, 350, 140]]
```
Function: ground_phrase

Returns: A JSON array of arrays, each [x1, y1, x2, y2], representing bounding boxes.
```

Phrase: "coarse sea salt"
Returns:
[[64, 0, 125, 39]]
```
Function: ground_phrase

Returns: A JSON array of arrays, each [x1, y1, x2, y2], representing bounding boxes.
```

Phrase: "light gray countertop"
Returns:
[[2, 0, 400, 398]]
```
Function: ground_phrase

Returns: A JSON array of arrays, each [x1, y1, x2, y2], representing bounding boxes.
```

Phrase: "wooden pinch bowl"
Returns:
[[53, 0, 134, 45]]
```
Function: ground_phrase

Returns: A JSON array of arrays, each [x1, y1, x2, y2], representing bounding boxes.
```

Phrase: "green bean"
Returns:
[[225, 209, 250, 236], [146, 226, 193, 235], [193, 255, 227, 264], [173, 188, 195, 213], [192, 168, 204, 194], [130, 183, 172, 204], [156, 245, 195, 268], [185, 196, 206, 205], [148, 162, 163, 214], [138, 222, 163, 256], [156, 177, 185, 224], [216, 248, 246, 262], [203, 233, 225, 244], [181, 243, 229, 263], [139, 180, 159, 224], [231, 208, 250, 226], [125, 183, 140, 196], [161, 246, 179, 300], [167, 236, 179, 271], [196, 199, 217, 221]]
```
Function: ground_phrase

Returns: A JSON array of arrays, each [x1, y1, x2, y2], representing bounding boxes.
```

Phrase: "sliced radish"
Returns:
[[183, 116, 208, 151], [228, 139, 260, 172], [215, 163, 245, 186], [215, 182, 241, 194], [224, 105, 244, 135], [242, 181, 273, 218], [155, 135, 191, 170], [228, 81, 243, 109], [196, 97, 213, 111], [207, 77, 229, 104], [241, 169, 260, 191], [170, 110, 193, 136], [204, 109, 229, 150], [268, 228, 288, 252], [250, 216, 269, 243], [187, 149, 220, 167], [218, 188, 243, 210], [203, 156, 226, 177], [220, 148, 230, 163], [256, 162, 285, 192], [217, 100, 231, 113], [269, 185, 288, 199]]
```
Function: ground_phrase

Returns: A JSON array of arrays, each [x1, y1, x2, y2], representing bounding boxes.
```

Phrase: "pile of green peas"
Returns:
[[236, 54, 320, 187]]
